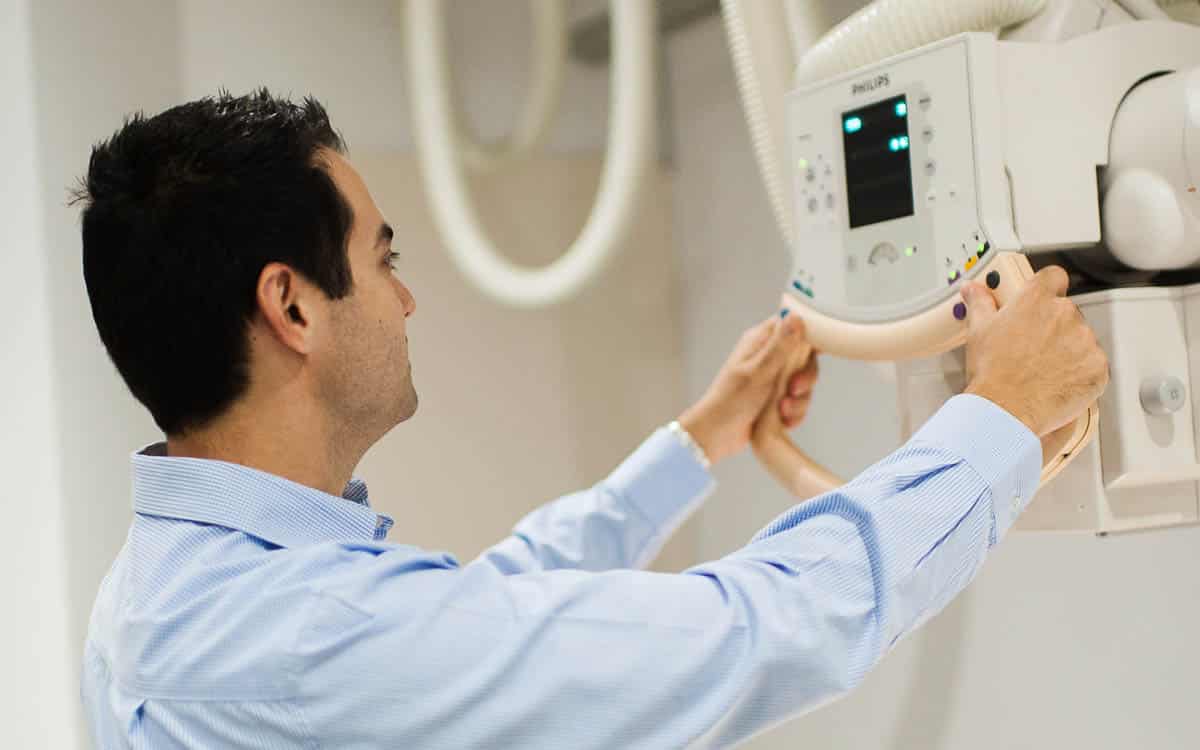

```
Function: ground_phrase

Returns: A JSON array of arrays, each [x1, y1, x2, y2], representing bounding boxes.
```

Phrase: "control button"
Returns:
[[986, 270, 1001, 289], [926, 188, 936, 204], [924, 159, 936, 176], [1140, 376, 1187, 415], [825, 193, 835, 209], [947, 269, 961, 285], [918, 94, 932, 110], [807, 197, 819, 213], [846, 255, 858, 272], [964, 256, 979, 271], [922, 125, 934, 142], [948, 184, 959, 199], [953, 302, 967, 321], [806, 168, 816, 182], [977, 241, 990, 258], [824, 163, 832, 176]]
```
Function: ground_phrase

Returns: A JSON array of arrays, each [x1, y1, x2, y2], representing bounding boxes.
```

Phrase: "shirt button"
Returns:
[[1011, 492, 1022, 513]]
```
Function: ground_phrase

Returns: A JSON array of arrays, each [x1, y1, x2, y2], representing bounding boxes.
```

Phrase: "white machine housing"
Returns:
[[787, 22, 1200, 320], [787, 21, 1200, 533]]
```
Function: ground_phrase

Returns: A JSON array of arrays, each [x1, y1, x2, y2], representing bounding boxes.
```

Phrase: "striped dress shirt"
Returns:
[[81, 394, 1040, 748]]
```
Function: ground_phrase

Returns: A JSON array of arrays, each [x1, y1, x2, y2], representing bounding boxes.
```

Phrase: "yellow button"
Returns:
[[964, 256, 979, 271]]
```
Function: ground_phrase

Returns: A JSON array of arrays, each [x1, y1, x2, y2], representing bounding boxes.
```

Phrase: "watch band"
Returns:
[[667, 420, 712, 470]]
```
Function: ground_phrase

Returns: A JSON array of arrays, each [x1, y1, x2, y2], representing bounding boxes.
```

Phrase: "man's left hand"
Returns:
[[677, 314, 814, 465]]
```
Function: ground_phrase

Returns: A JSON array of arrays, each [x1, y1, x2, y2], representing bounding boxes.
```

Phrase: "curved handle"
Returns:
[[758, 252, 1098, 496]]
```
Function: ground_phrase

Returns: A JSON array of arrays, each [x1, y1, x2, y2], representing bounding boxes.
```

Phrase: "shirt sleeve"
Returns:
[[474, 426, 716, 574], [294, 395, 1041, 749]]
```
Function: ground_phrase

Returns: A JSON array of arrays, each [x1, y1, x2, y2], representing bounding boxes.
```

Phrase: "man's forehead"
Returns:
[[323, 150, 368, 202], [323, 149, 384, 242]]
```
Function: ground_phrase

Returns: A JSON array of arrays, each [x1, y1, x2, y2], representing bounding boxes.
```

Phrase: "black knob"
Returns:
[[986, 270, 1001, 289]]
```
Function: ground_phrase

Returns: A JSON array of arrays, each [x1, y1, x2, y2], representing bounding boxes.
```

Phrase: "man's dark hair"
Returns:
[[72, 89, 353, 436]]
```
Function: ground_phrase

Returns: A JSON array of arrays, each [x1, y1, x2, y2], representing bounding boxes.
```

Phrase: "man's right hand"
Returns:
[[961, 265, 1109, 438]]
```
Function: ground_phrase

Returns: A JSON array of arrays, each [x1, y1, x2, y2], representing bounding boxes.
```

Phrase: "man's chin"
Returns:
[[398, 389, 419, 422]]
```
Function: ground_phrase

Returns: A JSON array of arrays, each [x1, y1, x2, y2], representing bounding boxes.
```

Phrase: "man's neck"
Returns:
[[166, 397, 363, 498]]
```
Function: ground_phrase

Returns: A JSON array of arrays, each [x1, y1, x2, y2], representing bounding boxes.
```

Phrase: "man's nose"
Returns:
[[401, 283, 416, 318]]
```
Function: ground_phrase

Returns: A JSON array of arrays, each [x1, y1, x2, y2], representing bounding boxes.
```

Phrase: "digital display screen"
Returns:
[[842, 94, 915, 228]]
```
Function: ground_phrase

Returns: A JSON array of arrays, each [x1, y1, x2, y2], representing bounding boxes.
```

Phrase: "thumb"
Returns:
[[961, 282, 998, 335]]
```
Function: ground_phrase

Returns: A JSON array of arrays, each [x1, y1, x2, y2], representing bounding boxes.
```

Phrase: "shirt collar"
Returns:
[[131, 443, 394, 547]]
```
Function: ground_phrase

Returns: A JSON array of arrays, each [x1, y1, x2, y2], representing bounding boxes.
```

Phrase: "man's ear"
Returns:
[[255, 262, 318, 355]]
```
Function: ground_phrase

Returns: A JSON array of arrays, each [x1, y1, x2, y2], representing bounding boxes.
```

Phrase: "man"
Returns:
[[78, 90, 1107, 749]]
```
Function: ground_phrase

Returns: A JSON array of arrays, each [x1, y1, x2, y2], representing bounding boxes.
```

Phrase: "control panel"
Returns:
[[787, 35, 1008, 323]]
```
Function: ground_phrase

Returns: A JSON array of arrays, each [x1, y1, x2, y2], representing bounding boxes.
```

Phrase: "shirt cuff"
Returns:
[[911, 394, 1042, 541], [605, 427, 717, 533]]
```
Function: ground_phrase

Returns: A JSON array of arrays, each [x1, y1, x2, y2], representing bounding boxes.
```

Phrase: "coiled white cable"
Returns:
[[406, 0, 656, 308], [793, 0, 1048, 86], [452, 0, 568, 174], [721, 0, 812, 245]]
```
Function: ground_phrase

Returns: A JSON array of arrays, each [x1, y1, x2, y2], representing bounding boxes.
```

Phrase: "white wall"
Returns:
[[25, 1, 181, 743], [0, 2, 81, 746], [666, 9, 1200, 750]]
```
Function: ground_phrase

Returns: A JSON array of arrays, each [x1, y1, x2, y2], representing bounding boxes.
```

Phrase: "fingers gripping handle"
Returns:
[[751, 338, 842, 500], [985, 253, 1098, 485]]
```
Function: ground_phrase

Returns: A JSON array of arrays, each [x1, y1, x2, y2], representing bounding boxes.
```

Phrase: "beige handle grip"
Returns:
[[758, 251, 1098, 496]]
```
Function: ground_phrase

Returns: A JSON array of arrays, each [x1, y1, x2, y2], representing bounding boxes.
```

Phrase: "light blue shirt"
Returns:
[[82, 394, 1040, 749]]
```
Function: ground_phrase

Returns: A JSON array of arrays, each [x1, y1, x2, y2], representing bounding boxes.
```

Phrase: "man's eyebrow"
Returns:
[[376, 223, 394, 249]]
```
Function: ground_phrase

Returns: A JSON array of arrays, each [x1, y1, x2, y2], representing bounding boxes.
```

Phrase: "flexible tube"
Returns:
[[720, 0, 800, 243], [795, 0, 1048, 85], [407, 0, 656, 308], [453, 0, 568, 174]]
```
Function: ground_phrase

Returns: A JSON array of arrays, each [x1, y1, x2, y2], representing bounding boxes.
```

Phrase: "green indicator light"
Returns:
[[844, 116, 863, 133], [895, 101, 908, 117], [904, 246, 915, 257], [797, 157, 809, 170], [899, 136, 909, 148], [889, 138, 900, 152], [977, 243, 986, 254]]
